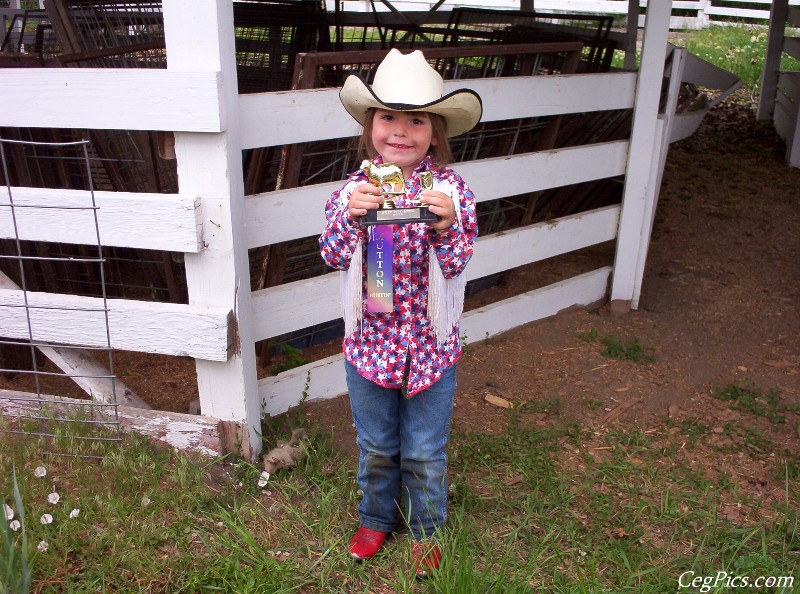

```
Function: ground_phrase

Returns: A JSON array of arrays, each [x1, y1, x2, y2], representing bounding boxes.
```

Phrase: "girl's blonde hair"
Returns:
[[356, 108, 453, 167]]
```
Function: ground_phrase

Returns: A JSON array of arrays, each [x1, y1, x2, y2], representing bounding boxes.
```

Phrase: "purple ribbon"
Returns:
[[366, 224, 393, 313]]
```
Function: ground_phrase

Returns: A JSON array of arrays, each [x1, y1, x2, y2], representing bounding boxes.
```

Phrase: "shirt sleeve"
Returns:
[[428, 173, 478, 279], [319, 178, 367, 272]]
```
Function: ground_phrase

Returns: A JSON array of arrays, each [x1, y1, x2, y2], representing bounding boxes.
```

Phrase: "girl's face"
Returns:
[[370, 109, 437, 178]]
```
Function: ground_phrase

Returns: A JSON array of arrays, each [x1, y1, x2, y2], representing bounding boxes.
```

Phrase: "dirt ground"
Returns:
[[2, 99, 798, 493], [296, 98, 800, 485]]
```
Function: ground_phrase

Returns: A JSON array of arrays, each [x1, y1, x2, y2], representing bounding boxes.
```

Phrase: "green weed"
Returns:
[[1, 466, 33, 594], [270, 343, 308, 375], [583, 398, 604, 411], [577, 328, 655, 364], [600, 335, 656, 364], [711, 381, 787, 424]]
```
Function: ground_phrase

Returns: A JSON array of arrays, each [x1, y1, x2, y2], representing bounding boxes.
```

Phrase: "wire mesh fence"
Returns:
[[0, 137, 122, 459]]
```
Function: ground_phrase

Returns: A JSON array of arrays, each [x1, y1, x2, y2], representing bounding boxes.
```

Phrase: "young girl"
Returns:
[[319, 49, 482, 577]]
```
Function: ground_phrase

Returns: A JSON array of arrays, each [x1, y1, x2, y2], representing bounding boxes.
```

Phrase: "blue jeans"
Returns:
[[345, 361, 456, 541]]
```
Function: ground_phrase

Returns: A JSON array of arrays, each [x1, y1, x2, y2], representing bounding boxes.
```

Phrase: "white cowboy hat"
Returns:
[[339, 48, 483, 138]]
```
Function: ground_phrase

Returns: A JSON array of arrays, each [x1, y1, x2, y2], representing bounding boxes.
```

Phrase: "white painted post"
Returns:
[[698, 0, 711, 29], [162, 0, 262, 460], [757, 0, 788, 122], [609, 0, 671, 311], [789, 87, 800, 166], [623, 0, 640, 71], [632, 47, 686, 308]]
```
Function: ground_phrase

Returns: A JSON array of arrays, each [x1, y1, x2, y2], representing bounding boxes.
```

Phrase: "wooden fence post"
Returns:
[[162, 0, 262, 460], [623, 0, 640, 71], [609, 0, 672, 311], [757, 0, 789, 122], [632, 47, 687, 308], [698, 0, 712, 29]]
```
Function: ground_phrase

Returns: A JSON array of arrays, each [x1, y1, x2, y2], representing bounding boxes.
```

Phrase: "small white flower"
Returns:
[[3, 503, 13, 521], [48, 492, 60, 505], [69, 509, 80, 519], [40, 514, 53, 525], [141, 496, 151, 507], [37, 541, 48, 552], [34, 466, 47, 478], [9, 520, 21, 531], [257, 471, 271, 488]]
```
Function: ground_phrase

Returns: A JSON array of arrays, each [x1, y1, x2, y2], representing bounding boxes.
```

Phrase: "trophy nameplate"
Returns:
[[359, 161, 440, 226]]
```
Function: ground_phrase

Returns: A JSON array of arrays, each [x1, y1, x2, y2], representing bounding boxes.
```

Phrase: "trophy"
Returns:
[[359, 160, 440, 225]]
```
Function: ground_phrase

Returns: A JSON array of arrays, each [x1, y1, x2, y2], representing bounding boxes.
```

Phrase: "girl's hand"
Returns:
[[348, 184, 383, 220], [420, 190, 456, 231]]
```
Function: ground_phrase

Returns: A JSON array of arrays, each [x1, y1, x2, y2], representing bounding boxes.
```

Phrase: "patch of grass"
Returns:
[[614, 25, 800, 102], [680, 25, 800, 95], [518, 396, 563, 416], [577, 328, 656, 364], [783, 459, 800, 482], [3, 413, 799, 592], [600, 335, 656, 365], [582, 398, 604, 411], [680, 418, 710, 443], [711, 381, 787, 424]]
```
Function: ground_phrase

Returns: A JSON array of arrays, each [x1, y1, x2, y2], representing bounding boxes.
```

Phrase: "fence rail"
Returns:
[[330, 0, 800, 29]]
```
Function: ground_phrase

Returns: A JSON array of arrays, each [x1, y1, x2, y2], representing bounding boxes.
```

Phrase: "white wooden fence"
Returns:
[[757, 0, 800, 166], [1, 0, 683, 459], [334, 0, 800, 29]]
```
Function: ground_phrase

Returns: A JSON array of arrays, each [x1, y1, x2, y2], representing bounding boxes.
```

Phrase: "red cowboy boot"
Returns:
[[349, 527, 388, 560], [411, 541, 442, 578]]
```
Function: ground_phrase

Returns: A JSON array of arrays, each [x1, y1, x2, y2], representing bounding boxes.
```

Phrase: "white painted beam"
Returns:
[[251, 205, 620, 341], [465, 205, 619, 280], [1, 187, 201, 252], [0, 288, 232, 361], [0, 389, 225, 458], [0, 69, 223, 132], [244, 141, 629, 249], [460, 266, 611, 343], [259, 267, 611, 415], [238, 72, 637, 149], [458, 141, 629, 204]]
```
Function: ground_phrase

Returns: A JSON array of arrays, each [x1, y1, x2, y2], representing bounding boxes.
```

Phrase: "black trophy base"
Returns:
[[361, 206, 440, 226]]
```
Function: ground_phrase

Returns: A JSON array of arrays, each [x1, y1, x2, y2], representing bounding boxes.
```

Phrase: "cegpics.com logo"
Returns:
[[679, 571, 795, 592]]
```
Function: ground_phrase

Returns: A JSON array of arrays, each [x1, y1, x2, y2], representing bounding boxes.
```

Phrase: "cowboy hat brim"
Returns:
[[339, 75, 483, 138]]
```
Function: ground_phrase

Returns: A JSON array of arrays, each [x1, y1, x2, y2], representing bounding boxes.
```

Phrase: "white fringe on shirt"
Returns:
[[340, 176, 466, 346], [427, 246, 466, 345], [341, 237, 363, 338]]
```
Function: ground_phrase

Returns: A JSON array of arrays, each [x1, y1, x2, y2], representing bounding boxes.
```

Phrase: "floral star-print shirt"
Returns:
[[319, 155, 478, 397]]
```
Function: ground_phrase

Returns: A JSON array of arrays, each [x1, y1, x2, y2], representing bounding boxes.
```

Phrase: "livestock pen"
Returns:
[[1, 0, 716, 460]]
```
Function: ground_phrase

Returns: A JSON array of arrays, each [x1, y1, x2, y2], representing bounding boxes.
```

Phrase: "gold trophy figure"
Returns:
[[360, 161, 439, 225]]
